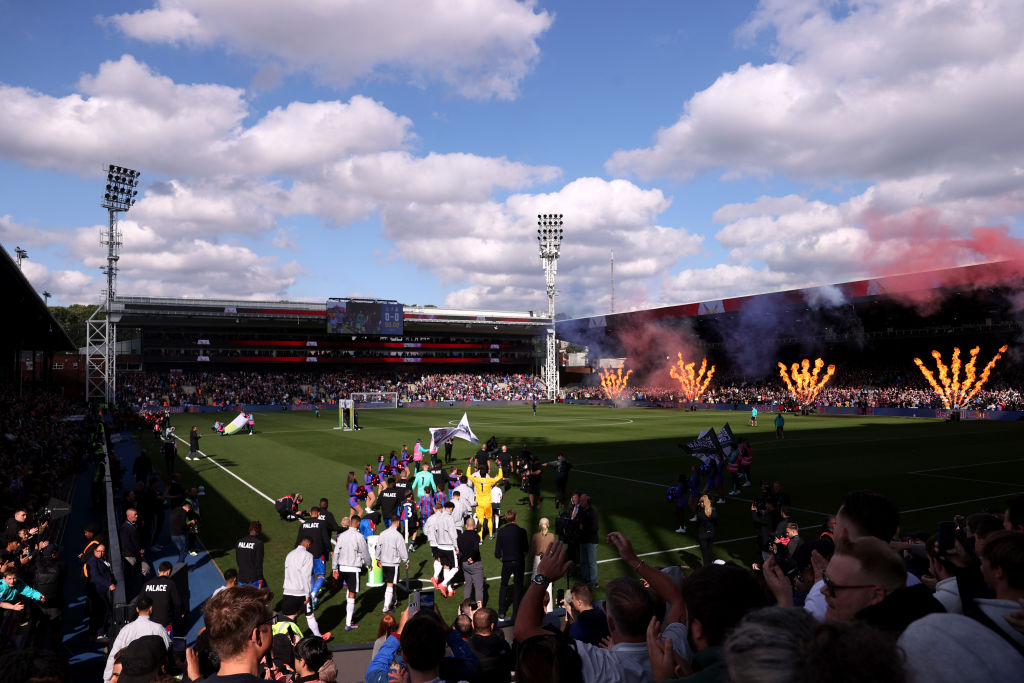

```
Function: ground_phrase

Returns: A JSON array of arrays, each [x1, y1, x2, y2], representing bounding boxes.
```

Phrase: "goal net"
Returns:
[[351, 391, 399, 409]]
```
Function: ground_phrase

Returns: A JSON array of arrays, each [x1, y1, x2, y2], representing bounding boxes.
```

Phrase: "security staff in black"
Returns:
[[377, 478, 400, 524], [430, 461, 447, 494], [494, 509, 529, 620], [236, 521, 266, 587], [143, 561, 182, 633], [318, 498, 343, 537], [295, 509, 331, 562]]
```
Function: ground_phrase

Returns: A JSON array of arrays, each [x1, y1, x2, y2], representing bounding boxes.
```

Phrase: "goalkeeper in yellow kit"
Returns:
[[468, 465, 503, 540]]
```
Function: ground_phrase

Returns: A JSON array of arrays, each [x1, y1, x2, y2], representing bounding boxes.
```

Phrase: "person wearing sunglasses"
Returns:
[[822, 536, 941, 632]]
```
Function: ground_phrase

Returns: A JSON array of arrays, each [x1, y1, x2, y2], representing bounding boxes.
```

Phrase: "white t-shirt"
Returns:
[[491, 487, 503, 505]]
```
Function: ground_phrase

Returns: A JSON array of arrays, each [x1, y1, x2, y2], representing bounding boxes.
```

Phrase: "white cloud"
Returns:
[[106, 0, 554, 100], [660, 263, 799, 304], [20, 260, 97, 305], [607, 0, 1024, 185], [1, 214, 63, 249], [409, 178, 705, 314]]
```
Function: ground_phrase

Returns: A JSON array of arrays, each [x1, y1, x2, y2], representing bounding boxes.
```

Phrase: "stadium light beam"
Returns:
[[87, 164, 141, 403], [537, 213, 564, 401]]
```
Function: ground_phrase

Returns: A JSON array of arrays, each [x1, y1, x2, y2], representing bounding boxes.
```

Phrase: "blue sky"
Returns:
[[2, 1, 1022, 315]]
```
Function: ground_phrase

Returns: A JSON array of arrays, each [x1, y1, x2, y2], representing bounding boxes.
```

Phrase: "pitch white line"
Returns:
[[910, 456, 1024, 473], [901, 491, 1024, 515], [910, 472, 1023, 487], [171, 434, 275, 504]]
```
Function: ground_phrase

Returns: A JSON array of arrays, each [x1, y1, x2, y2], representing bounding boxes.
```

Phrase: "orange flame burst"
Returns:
[[913, 345, 1008, 409], [668, 352, 716, 401], [598, 366, 633, 401], [778, 358, 836, 405]]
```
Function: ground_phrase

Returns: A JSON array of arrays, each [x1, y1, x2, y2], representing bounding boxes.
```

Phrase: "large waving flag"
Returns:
[[223, 411, 248, 435], [429, 413, 480, 450]]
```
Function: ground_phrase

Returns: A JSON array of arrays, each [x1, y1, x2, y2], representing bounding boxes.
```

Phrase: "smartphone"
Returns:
[[556, 588, 565, 604], [409, 591, 421, 616], [937, 521, 955, 553], [419, 589, 435, 612], [172, 637, 187, 653]]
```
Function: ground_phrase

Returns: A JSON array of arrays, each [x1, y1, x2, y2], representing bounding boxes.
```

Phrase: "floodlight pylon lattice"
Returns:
[[537, 214, 564, 401], [86, 165, 140, 404]]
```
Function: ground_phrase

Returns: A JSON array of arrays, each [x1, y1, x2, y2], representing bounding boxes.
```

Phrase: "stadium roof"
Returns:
[[113, 296, 548, 333], [559, 261, 1024, 331], [2, 243, 75, 352]]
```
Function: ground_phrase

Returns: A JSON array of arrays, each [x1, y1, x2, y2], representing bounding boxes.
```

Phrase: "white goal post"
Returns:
[[351, 391, 399, 409]]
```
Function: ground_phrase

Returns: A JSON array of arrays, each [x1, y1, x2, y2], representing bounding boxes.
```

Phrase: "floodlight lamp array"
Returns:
[[537, 213, 564, 255], [102, 164, 141, 211]]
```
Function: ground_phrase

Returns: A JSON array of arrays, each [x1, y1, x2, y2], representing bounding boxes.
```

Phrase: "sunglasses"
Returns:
[[821, 569, 883, 598]]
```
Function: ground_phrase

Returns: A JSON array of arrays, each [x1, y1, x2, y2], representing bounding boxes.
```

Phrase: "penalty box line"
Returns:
[[172, 434, 275, 504]]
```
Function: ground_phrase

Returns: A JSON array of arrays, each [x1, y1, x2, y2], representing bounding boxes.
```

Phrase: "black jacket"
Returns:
[[236, 534, 265, 583], [697, 506, 718, 540], [295, 517, 331, 559], [856, 584, 944, 636], [120, 521, 142, 558], [468, 632, 513, 683], [578, 506, 599, 544], [169, 507, 189, 536], [457, 529, 481, 564], [378, 486, 401, 521], [494, 523, 528, 563], [142, 575, 182, 627]]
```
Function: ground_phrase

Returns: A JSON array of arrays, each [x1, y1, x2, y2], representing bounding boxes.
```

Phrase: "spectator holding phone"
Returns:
[[364, 605, 481, 683]]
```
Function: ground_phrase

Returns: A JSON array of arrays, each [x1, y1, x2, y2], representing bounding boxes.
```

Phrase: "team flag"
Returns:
[[428, 412, 480, 451], [223, 411, 248, 435], [717, 423, 738, 449]]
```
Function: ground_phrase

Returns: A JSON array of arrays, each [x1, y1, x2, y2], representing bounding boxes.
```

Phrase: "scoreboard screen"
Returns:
[[326, 299, 404, 336]]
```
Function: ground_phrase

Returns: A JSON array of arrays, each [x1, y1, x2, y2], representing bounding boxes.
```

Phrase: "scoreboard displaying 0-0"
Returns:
[[326, 299, 404, 335]]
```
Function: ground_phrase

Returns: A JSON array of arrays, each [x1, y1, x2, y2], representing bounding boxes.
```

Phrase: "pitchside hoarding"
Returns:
[[326, 299, 404, 335]]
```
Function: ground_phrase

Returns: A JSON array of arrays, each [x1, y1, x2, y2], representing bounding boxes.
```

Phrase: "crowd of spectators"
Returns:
[[565, 368, 1024, 412], [120, 371, 542, 408], [0, 387, 95, 676]]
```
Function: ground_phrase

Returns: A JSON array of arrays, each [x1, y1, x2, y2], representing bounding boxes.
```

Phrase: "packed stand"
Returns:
[[120, 370, 542, 408], [0, 387, 96, 678]]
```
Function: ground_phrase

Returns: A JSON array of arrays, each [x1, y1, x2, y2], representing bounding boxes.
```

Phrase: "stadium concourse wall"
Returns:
[[563, 399, 1024, 421]]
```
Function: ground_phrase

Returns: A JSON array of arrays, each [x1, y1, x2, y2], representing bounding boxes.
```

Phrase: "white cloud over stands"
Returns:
[[18, 261, 96, 304], [603, 0, 1024, 305], [0, 56, 413, 178], [438, 178, 705, 313], [2, 57, 698, 312], [607, 0, 1024, 185], [105, 0, 553, 100]]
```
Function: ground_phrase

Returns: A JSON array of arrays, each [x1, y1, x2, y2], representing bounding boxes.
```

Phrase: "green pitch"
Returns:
[[140, 404, 1024, 644]]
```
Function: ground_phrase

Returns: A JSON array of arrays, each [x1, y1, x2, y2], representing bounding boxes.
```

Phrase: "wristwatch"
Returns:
[[532, 573, 549, 586]]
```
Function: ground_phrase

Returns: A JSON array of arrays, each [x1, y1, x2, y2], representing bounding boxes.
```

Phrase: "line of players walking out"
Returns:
[[234, 435, 567, 661]]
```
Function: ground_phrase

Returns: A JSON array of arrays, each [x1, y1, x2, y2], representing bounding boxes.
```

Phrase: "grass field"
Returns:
[[135, 404, 1024, 644]]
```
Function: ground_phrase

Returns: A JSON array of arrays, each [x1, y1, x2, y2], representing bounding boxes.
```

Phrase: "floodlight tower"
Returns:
[[85, 164, 140, 403], [537, 214, 564, 401]]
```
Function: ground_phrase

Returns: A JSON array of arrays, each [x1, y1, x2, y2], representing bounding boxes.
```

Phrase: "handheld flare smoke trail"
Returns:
[[598, 366, 632, 401], [777, 358, 836, 405], [668, 352, 716, 401], [913, 345, 1009, 409]]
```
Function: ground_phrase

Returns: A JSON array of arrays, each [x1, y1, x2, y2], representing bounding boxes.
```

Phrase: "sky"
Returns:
[[2, 0, 1023, 317]]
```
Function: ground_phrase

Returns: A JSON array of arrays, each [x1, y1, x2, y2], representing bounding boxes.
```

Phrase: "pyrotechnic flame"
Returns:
[[598, 366, 633, 401], [777, 357, 836, 405], [669, 352, 716, 401], [913, 345, 1008, 409]]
